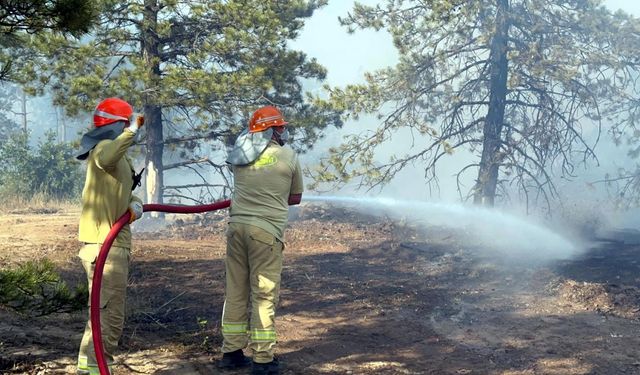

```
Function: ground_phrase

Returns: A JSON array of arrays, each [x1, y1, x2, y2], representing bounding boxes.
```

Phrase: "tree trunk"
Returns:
[[474, 0, 510, 206], [142, 0, 164, 215], [144, 104, 163, 206], [20, 90, 27, 133]]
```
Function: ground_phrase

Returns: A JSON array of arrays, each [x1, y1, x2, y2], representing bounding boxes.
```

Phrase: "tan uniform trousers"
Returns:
[[221, 222, 284, 363], [77, 244, 130, 374]]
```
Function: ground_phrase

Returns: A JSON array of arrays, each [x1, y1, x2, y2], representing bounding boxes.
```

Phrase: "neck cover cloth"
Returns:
[[76, 121, 127, 160], [226, 127, 274, 166]]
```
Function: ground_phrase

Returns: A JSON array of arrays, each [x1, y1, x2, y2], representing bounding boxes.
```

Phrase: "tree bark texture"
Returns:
[[474, 0, 510, 206], [142, 0, 164, 213]]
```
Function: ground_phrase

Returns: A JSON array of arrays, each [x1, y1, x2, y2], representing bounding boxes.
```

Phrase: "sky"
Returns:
[[605, 0, 640, 14], [291, 0, 398, 88]]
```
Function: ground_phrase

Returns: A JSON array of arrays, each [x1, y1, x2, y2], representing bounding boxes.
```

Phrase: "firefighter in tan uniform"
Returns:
[[75, 98, 145, 374], [218, 106, 303, 375]]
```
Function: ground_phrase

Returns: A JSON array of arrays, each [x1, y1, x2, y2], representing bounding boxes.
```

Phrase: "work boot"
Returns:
[[251, 358, 280, 375], [216, 349, 251, 369]]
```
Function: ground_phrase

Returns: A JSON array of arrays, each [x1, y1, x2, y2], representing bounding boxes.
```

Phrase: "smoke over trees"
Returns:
[[14, 0, 342, 206], [311, 0, 640, 209]]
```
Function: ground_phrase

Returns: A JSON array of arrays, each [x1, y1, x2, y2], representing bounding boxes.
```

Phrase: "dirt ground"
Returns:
[[1, 203, 640, 374]]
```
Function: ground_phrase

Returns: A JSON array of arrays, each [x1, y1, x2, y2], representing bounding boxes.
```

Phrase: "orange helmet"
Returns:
[[93, 98, 133, 127], [248, 105, 288, 133]]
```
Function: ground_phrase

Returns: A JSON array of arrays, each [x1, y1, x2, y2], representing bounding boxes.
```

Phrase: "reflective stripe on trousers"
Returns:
[[77, 354, 114, 374], [222, 320, 249, 335]]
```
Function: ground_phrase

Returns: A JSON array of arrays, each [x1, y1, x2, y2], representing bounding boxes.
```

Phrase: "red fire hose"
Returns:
[[90, 200, 231, 375]]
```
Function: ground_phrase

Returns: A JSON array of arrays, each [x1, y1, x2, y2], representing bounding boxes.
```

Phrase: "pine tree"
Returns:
[[0, 84, 20, 140], [0, 0, 96, 80], [312, 0, 640, 209]]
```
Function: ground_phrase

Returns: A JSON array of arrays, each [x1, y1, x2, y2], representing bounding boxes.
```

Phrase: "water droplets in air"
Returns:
[[304, 195, 580, 261]]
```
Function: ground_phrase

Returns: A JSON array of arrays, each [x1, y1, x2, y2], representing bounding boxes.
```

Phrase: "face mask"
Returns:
[[274, 127, 289, 146], [279, 128, 290, 143]]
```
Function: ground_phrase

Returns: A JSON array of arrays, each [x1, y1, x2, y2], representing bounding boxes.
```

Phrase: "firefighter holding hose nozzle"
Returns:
[[218, 105, 303, 375], [74, 97, 144, 375]]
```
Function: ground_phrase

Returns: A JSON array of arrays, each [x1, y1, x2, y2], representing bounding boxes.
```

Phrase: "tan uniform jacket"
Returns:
[[78, 130, 142, 248], [229, 141, 303, 241]]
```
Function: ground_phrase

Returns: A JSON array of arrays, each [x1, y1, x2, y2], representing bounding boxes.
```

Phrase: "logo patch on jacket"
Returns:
[[254, 154, 278, 167]]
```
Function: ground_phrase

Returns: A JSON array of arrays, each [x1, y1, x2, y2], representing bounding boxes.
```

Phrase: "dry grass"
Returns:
[[0, 192, 80, 214]]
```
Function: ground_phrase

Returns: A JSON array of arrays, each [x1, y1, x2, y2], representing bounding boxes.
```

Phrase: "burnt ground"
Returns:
[[0, 203, 639, 374]]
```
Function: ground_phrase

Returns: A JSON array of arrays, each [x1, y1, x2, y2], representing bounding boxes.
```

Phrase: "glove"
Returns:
[[128, 201, 143, 223], [127, 113, 145, 134]]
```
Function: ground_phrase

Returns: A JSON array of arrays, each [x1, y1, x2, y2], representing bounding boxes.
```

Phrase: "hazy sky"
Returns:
[[605, 0, 640, 15], [295, 0, 640, 82], [291, 0, 397, 88]]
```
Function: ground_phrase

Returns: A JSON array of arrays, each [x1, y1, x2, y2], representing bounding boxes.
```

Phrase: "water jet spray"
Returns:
[[304, 195, 580, 260]]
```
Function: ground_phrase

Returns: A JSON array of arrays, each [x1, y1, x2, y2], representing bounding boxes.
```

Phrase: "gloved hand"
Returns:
[[128, 201, 143, 223], [127, 113, 145, 134]]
